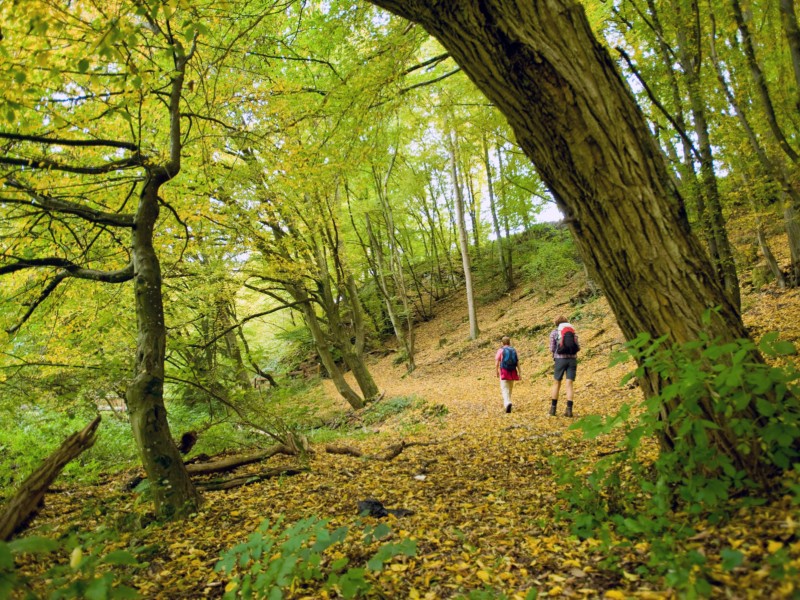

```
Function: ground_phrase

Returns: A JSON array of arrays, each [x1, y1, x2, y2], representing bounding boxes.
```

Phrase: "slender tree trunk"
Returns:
[[449, 130, 479, 340], [709, 10, 800, 286], [730, 0, 800, 283], [496, 142, 513, 282], [465, 169, 481, 259], [292, 288, 365, 409], [756, 219, 787, 288], [341, 271, 380, 399], [780, 0, 800, 110], [483, 134, 512, 290], [732, 0, 800, 164], [642, 0, 701, 221], [674, 0, 741, 310], [368, 0, 770, 478]]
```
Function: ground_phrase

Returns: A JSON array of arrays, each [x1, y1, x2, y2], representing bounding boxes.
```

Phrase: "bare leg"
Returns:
[[564, 379, 574, 402], [550, 379, 561, 400]]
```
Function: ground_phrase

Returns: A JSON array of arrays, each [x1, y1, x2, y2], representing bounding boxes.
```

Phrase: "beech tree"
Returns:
[[0, 1, 205, 517], [366, 0, 789, 477]]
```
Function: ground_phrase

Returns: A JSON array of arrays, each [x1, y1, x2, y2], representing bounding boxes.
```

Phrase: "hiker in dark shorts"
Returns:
[[495, 336, 521, 413], [548, 315, 579, 417]]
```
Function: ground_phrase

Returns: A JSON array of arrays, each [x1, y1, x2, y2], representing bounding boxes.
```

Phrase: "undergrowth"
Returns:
[[553, 323, 800, 596]]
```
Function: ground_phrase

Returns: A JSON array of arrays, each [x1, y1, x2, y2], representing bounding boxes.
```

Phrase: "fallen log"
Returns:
[[185, 443, 296, 476], [324, 436, 459, 461], [0, 416, 101, 541]]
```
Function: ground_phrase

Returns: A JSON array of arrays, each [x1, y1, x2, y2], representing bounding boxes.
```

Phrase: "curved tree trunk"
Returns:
[[368, 0, 769, 477], [291, 287, 365, 409], [127, 181, 200, 520]]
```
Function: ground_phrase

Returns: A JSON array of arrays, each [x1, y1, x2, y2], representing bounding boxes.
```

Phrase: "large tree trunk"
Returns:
[[368, 0, 768, 474], [127, 183, 200, 520], [0, 417, 101, 541]]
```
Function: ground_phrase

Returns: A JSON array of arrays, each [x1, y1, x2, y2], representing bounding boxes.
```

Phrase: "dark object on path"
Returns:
[[357, 498, 415, 518]]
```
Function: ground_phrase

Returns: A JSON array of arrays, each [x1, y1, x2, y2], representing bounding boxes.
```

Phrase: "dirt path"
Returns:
[[325, 274, 638, 438]]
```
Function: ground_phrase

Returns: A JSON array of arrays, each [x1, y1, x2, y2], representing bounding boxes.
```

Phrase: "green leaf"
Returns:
[[77, 58, 90, 73], [756, 398, 776, 417], [102, 550, 139, 566], [8, 536, 59, 555], [721, 548, 744, 571], [0, 543, 13, 570], [85, 572, 114, 600]]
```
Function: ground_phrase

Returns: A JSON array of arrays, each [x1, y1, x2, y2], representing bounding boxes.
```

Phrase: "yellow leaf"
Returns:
[[768, 540, 784, 553], [622, 571, 639, 581], [476, 570, 491, 582], [224, 581, 237, 593], [604, 591, 626, 599], [70, 547, 83, 570], [390, 563, 408, 572]]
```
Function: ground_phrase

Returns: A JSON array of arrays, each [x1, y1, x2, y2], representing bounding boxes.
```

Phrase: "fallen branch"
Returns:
[[0, 416, 101, 540], [324, 435, 463, 461], [186, 443, 297, 476], [195, 468, 307, 491]]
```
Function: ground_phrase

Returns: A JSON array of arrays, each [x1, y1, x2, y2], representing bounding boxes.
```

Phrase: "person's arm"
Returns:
[[496, 353, 501, 377]]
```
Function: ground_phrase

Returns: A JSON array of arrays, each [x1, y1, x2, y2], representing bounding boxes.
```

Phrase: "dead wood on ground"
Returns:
[[0, 416, 101, 541], [195, 468, 308, 491]]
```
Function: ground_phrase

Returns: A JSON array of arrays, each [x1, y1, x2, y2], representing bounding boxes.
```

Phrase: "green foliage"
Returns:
[[0, 409, 138, 493], [1, 531, 142, 599], [360, 395, 418, 426], [214, 516, 416, 599], [553, 328, 800, 595], [515, 226, 581, 292]]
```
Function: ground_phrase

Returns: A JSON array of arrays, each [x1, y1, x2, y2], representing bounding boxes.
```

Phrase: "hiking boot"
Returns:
[[564, 401, 574, 418], [506, 403, 512, 414], [548, 399, 557, 416]]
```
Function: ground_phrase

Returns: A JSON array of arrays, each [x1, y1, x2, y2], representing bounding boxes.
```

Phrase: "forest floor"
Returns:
[[14, 268, 800, 599]]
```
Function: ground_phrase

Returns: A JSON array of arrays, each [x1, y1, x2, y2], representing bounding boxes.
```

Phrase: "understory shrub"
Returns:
[[1, 530, 142, 599], [214, 516, 416, 599], [553, 324, 800, 595]]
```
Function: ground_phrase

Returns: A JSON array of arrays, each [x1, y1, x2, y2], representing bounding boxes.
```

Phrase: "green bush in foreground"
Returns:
[[554, 327, 800, 596]]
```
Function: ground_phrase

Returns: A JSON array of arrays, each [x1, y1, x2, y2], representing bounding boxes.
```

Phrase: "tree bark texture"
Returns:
[[127, 181, 200, 519], [0, 417, 101, 541]]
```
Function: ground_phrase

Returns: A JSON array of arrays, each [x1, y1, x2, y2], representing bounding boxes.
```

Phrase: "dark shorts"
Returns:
[[554, 358, 577, 381]]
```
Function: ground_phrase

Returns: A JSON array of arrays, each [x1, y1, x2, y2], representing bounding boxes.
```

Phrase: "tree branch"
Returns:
[[5, 262, 134, 334], [0, 132, 138, 151], [0, 155, 142, 175], [3, 179, 135, 227], [400, 68, 462, 94]]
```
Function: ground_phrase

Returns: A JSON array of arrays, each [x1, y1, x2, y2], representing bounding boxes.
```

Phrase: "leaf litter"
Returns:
[[12, 277, 800, 598]]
